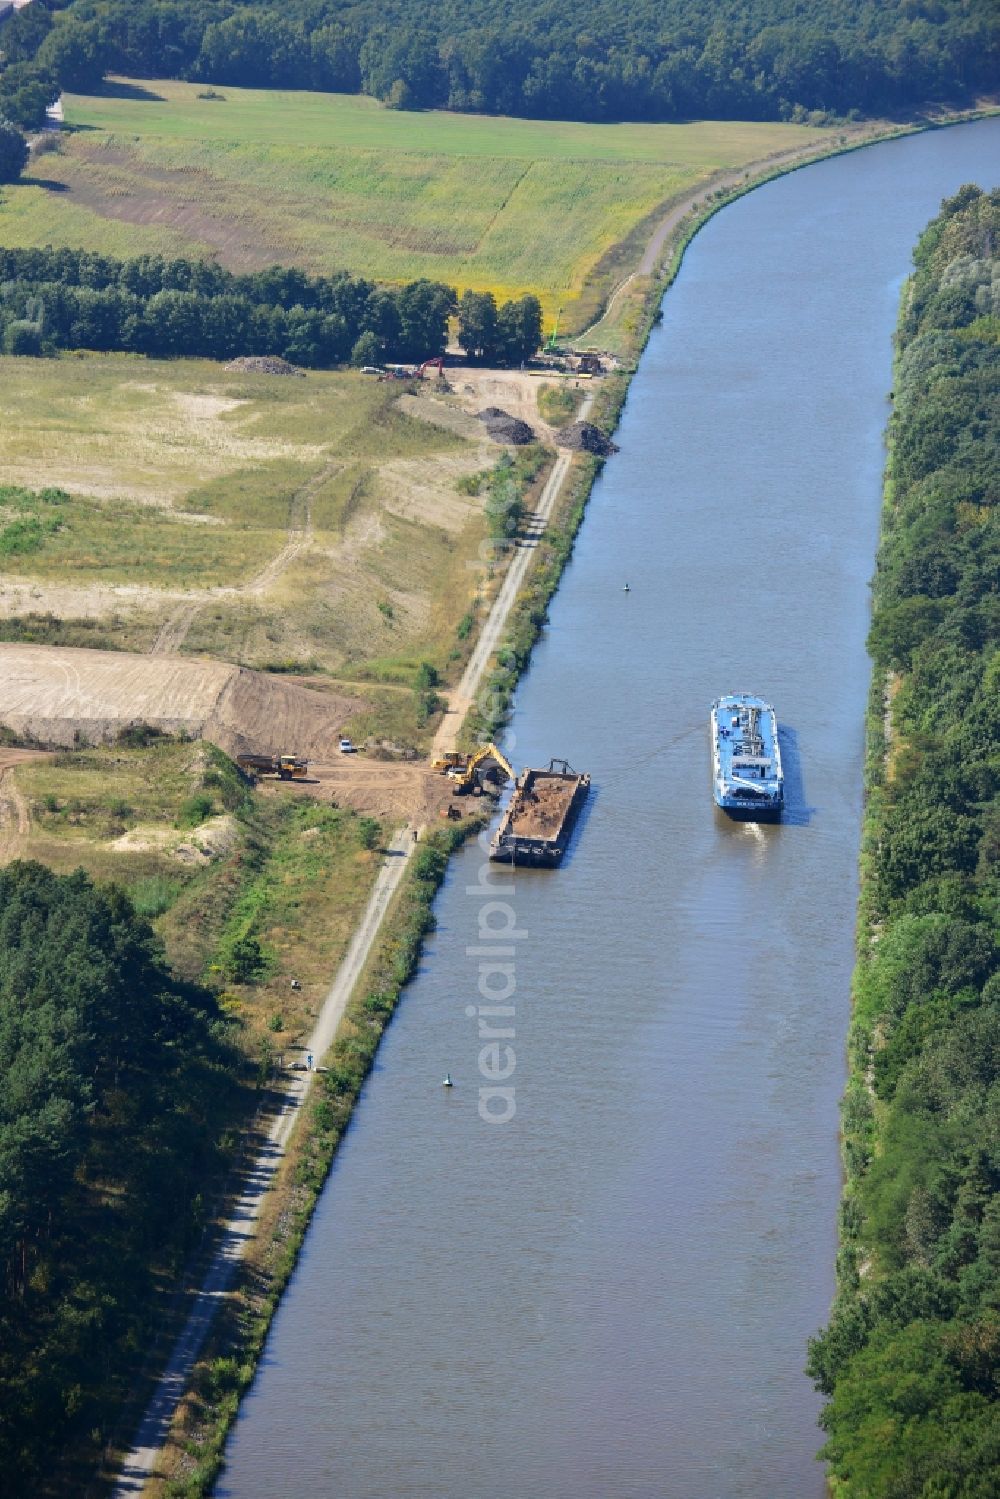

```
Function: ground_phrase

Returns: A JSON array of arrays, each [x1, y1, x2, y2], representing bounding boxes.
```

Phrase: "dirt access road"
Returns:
[[149, 457, 338, 655], [579, 129, 881, 344], [431, 389, 595, 759], [0, 749, 49, 861]]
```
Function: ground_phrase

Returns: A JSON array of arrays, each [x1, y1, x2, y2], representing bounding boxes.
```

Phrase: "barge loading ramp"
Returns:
[[489, 758, 590, 866]]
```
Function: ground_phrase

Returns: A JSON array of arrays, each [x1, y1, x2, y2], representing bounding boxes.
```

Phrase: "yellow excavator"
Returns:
[[431, 743, 515, 795]]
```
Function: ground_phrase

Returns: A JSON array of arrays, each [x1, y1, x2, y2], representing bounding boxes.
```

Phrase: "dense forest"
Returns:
[[0, 861, 244, 1490], [807, 184, 1000, 1496], [0, 245, 542, 365], [1, 0, 997, 130]]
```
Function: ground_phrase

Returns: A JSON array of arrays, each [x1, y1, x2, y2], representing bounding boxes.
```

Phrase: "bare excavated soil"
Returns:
[[265, 759, 463, 822], [507, 776, 577, 838], [0, 644, 365, 759], [405, 368, 563, 446], [555, 420, 619, 456]]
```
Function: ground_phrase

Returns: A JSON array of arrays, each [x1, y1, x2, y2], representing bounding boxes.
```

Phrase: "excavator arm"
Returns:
[[452, 742, 515, 793]]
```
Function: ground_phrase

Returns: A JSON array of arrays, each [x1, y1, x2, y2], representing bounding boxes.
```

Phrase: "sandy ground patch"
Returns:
[[403, 367, 582, 447], [0, 643, 366, 758], [0, 749, 50, 862], [112, 812, 238, 865], [377, 451, 489, 534], [396, 392, 484, 442], [444, 367, 566, 441], [265, 757, 475, 822], [0, 376, 325, 509], [0, 578, 196, 618], [169, 392, 247, 422]]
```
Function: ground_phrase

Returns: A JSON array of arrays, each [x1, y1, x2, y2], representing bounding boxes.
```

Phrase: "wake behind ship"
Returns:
[[711, 693, 784, 820]]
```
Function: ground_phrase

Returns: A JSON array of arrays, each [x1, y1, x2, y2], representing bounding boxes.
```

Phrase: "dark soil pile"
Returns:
[[224, 355, 305, 377], [555, 421, 619, 456], [477, 408, 536, 444]]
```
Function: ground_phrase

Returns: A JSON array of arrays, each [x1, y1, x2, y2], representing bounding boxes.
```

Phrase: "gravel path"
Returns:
[[431, 390, 596, 758]]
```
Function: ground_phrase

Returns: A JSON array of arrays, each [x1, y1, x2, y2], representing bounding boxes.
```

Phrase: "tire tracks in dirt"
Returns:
[[148, 461, 338, 655], [0, 750, 48, 863]]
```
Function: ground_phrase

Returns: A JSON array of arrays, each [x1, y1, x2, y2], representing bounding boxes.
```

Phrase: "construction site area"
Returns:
[[0, 641, 497, 825], [0, 344, 609, 831], [0, 344, 600, 1031]]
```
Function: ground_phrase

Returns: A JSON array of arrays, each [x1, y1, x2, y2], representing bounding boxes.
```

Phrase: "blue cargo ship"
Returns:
[[710, 693, 784, 819]]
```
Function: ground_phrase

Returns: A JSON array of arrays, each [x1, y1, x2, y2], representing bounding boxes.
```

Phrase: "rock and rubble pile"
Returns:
[[224, 355, 305, 377], [476, 408, 536, 444], [554, 421, 619, 456]]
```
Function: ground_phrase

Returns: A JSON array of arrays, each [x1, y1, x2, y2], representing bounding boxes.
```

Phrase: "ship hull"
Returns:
[[711, 694, 784, 822], [713, 793, 783, 822]]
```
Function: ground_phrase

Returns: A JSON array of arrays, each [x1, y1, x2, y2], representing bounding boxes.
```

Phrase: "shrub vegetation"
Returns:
[[1, 0, 996, 126], [0, 117, 28, 183], [808, 185, 1000, 1497]]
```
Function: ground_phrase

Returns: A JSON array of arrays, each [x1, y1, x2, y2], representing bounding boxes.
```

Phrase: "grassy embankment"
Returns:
[[0, 79, 835, 328]]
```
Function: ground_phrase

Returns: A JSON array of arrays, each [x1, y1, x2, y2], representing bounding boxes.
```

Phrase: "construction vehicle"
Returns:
[[236, 752, 309, 780], [543, 306, 564, 356], [417, 357, 445, 378], [443, 743, 515, 796], [430, 750, 468, 772]]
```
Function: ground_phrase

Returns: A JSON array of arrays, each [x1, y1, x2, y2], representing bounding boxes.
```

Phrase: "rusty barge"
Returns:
[[489, 758, 590, 867]]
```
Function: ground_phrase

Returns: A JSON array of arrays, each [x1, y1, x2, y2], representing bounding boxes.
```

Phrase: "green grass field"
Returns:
[[0, 79, 831, 323]]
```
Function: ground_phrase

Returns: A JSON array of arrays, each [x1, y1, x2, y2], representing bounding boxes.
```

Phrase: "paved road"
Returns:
[[113, 825, 417, 1495]]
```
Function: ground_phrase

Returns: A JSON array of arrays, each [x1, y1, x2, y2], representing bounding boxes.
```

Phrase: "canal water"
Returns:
[[219, 119, 1000, 1498]]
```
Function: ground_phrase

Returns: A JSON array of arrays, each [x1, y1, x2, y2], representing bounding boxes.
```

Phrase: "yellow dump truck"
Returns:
[[430, 750, 468, 772], [236, 752, 309, 780]]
